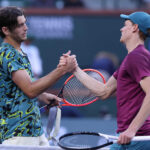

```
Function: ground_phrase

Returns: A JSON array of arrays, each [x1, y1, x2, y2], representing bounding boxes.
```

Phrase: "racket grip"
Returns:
[[47, 99, 56, 109], [132, 136, 150, 141], [40, 100, 56, 113]]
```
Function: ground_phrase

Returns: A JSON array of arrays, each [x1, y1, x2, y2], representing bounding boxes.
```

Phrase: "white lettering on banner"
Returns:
[[27, 16, 74, 39]]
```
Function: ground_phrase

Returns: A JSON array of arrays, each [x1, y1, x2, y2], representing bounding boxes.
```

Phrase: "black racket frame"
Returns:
[[58, 131, 113, 150]]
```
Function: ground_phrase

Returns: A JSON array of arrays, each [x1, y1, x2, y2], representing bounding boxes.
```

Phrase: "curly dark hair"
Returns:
[[0, 6, 24, 38]]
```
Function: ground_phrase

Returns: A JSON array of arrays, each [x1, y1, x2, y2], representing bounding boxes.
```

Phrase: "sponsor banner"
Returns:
[[27, 16, 74, 39]]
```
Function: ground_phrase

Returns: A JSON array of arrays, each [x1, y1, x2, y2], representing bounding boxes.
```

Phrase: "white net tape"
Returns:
[[0, 145, 110, 150], [0, 145, 61, 150]]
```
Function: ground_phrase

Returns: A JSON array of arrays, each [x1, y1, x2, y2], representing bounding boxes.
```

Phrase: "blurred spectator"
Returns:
[[63, 0, 84, 8], [21, 36, 43, 79], [143, 0, 150, 8], [55, 0, 65, 9], [29, 0, 55, 8], [134, 0, 146, 9], [131, 0, 150, 9], [0, 0, 10, 7], [91, 51, 119, 81]]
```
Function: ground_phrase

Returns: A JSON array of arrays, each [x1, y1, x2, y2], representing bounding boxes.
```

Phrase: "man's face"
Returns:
[[120, 20, 134, 43], [9, 15, 28, 43]]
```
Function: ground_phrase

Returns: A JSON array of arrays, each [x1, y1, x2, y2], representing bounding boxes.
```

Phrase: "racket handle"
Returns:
[[40, 100, 56, 113], [47, 99, 56, 109], [132, 136, 150, 141], [109, 135, 150, 142]]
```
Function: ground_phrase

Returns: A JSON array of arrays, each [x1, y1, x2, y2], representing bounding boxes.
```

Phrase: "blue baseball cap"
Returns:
[[120, 12, 150, 36]]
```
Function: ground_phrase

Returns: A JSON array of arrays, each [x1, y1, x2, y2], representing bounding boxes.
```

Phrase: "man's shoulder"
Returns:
[[0, 44, 19, 60], [128, 47, 150, 59], [0, 43, 14, 52]]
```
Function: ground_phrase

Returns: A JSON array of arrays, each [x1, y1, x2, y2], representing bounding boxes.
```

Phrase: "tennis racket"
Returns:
[[40, 68, 105, 144], [40, 68, 106, 112], [58, 131, 150, 150]]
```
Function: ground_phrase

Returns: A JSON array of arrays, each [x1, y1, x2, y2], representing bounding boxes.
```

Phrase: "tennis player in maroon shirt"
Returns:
[[61, 11, 150, 149]]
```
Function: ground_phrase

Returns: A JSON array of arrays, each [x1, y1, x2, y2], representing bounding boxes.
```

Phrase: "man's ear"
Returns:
[[2, 26, 10, 36], [133, 24, 139, 33]]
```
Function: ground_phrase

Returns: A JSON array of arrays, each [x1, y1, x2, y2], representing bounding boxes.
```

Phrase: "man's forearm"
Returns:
[[73, 67, 107, 97], [29, 67, 66, 98], [127, 94, 150, 134]]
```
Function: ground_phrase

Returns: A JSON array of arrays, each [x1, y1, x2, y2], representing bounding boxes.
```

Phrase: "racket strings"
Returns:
[[64, 78, 92, 104], [59, 134, 108, 149], [63, 71, 103, 105], [63, 79, 95, 104]]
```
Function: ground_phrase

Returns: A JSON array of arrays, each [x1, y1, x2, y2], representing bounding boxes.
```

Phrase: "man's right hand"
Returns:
[[57, 50, 78, 74]]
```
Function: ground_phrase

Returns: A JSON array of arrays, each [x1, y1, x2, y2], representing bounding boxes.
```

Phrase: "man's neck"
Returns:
[[125, 38, 144, 53], [3, 37, 22, 52]]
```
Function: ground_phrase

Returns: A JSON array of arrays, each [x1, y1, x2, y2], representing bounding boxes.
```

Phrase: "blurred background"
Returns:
[[1, 0, 150, 137]]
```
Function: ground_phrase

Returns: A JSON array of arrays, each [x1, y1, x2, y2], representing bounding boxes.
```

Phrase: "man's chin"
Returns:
[[120, 38, 124, 43], [22, 37, 27, 42]]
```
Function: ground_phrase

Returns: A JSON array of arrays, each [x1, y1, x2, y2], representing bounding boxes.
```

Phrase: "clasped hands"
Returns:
[[58, 50, 78, 74]]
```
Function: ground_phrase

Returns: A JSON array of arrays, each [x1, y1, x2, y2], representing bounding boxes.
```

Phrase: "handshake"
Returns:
[[57, 50, 78, 74]]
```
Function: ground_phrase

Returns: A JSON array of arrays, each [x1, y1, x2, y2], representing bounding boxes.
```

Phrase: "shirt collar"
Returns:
[[1, 42, 26, 56], [1, 42, 15, 49]]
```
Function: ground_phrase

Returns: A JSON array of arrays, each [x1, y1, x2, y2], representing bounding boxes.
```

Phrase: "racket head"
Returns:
[[61, 69, 106, 107], [58, 131, 113, 150]]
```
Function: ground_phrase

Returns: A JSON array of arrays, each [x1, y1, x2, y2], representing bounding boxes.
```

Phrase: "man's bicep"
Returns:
[[12, 70, 32, 92], [105, 76, 117, 96]]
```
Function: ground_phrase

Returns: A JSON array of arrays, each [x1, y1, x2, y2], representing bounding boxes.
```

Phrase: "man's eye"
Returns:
[[17, 23, 26, 28]]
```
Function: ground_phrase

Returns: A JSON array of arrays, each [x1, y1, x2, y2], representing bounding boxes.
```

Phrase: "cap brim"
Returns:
[[120, 14, 130, 19]]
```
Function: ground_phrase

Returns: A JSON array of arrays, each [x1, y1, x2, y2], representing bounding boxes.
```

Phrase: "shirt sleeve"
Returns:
[[126, 53, 150, 83], [2, 50, 25, 78], [113, 69, 119, 79]]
